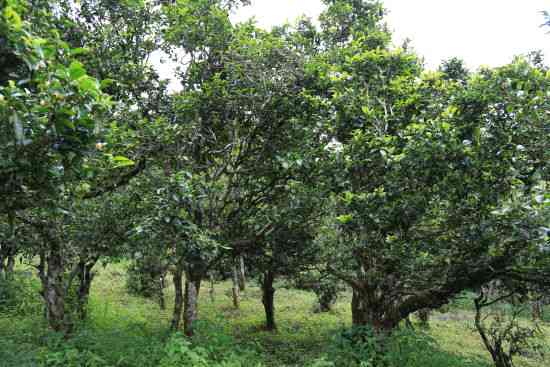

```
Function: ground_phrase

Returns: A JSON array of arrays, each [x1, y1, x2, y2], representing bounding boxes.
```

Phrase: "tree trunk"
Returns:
[[474, 296, 513, 367], [532, 299, 543, 321], [76, 260, 96, 320], [238, 255, 246, 291], [261, 270, 276, 331], [351, 287, 399, 332], [6, 255, 15, 274], [171, 267, 184, 331], [183, 274, 201, 337], [159, 273, 166, 310], [0, 254, 4, 279], [43, 246, 67, 333], [351, 288, 370, 326], [231, 262, 240, 309], [209, 273, 215, 303]]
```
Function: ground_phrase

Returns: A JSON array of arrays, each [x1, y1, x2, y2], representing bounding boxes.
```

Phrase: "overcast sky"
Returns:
[[231, 0, 550, 69]]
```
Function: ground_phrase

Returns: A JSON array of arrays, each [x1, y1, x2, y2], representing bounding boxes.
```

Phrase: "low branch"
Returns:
[[84, 158, 147, 199]]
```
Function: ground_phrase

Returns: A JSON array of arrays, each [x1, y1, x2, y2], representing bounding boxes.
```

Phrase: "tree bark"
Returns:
[[351, 288, 370, 326], [183, 274, 201, 337], [171, 267, 184, 331], [209, 272, 215, 302], [261, 270, 276, 331], [351, 286, 399, 332], [0, 254, 4, 279], [474, 295, 513, 367], [159, 273, 166, 310], [532, 299, 543, 321], [231, 262, 240, 309], [6, 255, 15, 274], [42, 246, 67, 333], [76, 260, 96, 320], [238, 255, 246, 291]]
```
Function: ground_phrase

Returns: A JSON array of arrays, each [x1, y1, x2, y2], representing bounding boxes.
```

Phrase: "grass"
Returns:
[[0, 262, 548, 366]]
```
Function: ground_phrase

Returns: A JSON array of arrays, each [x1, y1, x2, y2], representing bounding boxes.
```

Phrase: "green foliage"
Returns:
[[0, 0, 112, 212], [126, 257, 165, 299], [323, 327, 492, 367], [38, 348, 108, 367], [160, 333, 264, 367], [0, 270, 42, 316]]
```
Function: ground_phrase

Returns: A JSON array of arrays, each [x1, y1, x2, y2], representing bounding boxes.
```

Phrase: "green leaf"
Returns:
[[336, 214, 353, 224], [69, 61, 87, 80], [62, 119, 75, 129], [112, 156, 135, 168], [77, 76, 99, 95], [3, 6, 22, 30], [100, 78, 115, 90], [70, 47, 89, 56]]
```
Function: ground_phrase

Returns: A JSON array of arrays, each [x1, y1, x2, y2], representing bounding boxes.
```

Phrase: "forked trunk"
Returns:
[[261, 270, 276, 331]]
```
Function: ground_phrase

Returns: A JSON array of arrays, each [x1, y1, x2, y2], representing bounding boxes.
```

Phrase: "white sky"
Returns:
[[157, 0, 550, 91], [231, 0, 550, 70]]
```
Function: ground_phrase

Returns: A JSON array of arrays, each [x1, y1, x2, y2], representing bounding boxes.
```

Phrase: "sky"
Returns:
[[231, 0, 550, 69], [157, 0, 550, 91]]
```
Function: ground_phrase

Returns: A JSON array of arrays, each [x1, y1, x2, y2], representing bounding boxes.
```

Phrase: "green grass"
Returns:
[[0, 263, 548, 366]]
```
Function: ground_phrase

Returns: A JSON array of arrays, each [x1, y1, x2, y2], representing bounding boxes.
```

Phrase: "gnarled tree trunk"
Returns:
[[351, 286, 400, 332], [261, 269, 276, 331]]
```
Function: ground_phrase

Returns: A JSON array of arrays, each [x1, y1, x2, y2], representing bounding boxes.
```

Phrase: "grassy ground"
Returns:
[[0, 263, 548, 366]]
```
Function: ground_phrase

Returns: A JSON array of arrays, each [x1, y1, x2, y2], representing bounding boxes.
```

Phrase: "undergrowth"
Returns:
[[0, 263, 547, 367]]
